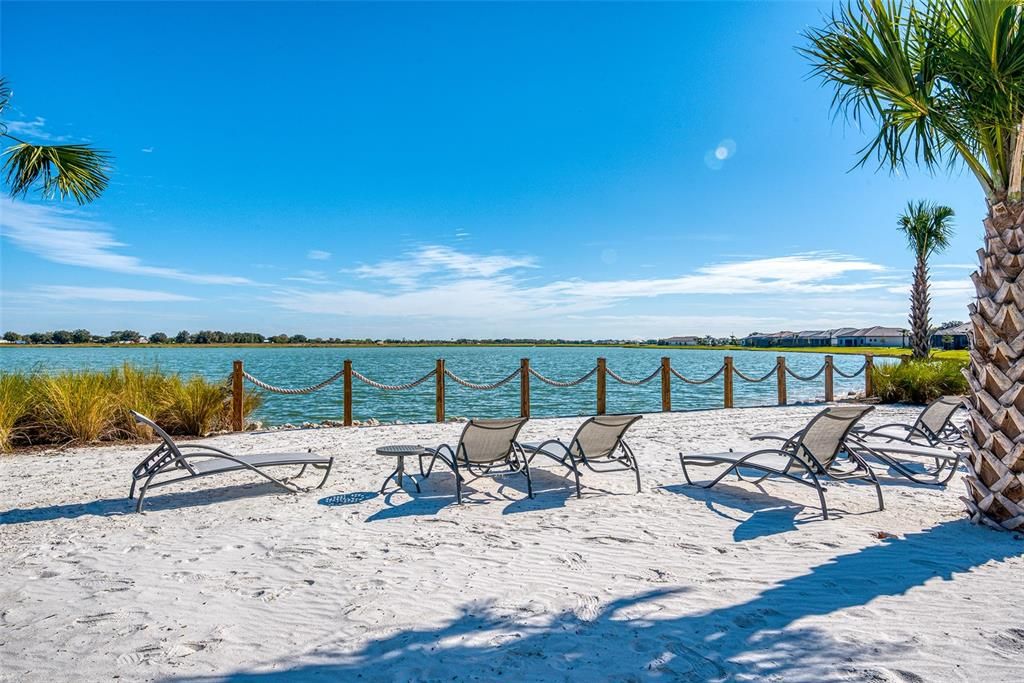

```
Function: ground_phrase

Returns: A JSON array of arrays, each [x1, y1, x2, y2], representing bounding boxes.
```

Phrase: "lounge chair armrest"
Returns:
[[522, 438, 569, 455], [176, 444, 237, 456], [522, 438, 572, 465]]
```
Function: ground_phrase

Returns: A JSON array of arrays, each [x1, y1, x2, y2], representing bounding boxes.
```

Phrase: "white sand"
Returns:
[[1, 404, 1021, 683]]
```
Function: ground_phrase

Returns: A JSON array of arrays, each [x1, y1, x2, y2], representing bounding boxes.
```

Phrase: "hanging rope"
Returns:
[[670, 365, 725, 385], [834, 362, 867, 378], [605, 366, 662, 386], [785, 364, 827, 381], [733, 365, 778, 383], [529, 366, 598, 387], [351, 369, 437, 391], [243, 369, 346, 395], [444, 367, 521, 390]]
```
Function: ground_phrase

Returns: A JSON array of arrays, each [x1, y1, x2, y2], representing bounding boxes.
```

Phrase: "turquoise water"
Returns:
[[0, 346, 884, 425]]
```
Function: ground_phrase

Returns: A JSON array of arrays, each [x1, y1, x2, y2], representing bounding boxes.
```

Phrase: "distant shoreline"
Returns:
[[0, 342, 968, 360]]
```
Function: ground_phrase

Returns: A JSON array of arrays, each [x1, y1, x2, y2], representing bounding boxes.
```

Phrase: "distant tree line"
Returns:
[[0, 330, 687, 346], [0, 329, 373, 345]]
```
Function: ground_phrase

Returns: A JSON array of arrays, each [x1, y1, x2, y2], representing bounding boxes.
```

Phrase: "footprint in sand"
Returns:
[[559, 551, 587, 571], [571, 593, 601, 621], [116, 645, 162, 666], [75, 612, 117, 625]]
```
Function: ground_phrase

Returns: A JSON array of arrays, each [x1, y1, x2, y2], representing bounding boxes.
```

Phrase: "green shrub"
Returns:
[[872, 359, 968, 404]]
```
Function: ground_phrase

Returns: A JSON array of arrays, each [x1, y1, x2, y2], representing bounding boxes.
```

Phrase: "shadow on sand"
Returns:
[[0, 482, 290, 524], [163, 519, 1021, 682]]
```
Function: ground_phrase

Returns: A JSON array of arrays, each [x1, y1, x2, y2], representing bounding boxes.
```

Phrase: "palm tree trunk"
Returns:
[[909, 256, 931, 359], [964, 200, 1024, 531]]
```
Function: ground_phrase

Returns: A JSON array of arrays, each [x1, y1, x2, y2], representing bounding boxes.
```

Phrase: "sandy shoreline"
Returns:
[[1, 404, 1021, 682]]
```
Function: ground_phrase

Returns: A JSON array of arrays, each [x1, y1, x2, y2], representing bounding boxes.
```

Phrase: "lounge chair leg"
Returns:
[[455, 464, 463, 504], [136, 473, 157, 513], [867, 468, 884, 512], [129, 480, 136, 500], [679, 454, 696, 486], [315, 459, 333, 489], [524, 463, 534, 499], [809, 473, 828, 520]]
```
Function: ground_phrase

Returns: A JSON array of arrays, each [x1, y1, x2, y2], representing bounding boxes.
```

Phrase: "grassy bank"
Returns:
[[0, 365, 261, 452], [871, 359, 968, 404]]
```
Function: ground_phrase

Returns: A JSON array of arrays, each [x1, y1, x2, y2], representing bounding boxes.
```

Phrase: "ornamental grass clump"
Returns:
[[161, 375, 231, 436], [0, 373, 33, 452], [872, 360, 968, 405], [0, 366, 262, 450], [33, 370, 119, 444]]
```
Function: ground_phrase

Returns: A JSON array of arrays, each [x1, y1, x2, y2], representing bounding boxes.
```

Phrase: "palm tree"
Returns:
[[898, 200, 955, 359], [802, 0, 1024, 531], [0, 77, 110, 203]]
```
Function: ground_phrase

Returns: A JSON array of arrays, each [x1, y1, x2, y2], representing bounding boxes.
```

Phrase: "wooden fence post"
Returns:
[[660, 357, 671, 412], [864, 354, 874, 398], [343, 359, 353, 426], [777, 356, 787, 406], [723, 356, 734, 409], [824, 355, 834, 402], [231, 360, 244, 432], [520, 358, 531, 418], [435, 359, 446, 423], [596, 357, 607, 415]]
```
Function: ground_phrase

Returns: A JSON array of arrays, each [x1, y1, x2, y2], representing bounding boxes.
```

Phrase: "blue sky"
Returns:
[[0, 1, 981, 339]]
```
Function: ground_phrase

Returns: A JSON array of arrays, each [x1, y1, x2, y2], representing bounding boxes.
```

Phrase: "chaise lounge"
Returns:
[[755, 397, 967, 486], [852, 395, 966, 447], [679, 405, 881, 520], [520, 414, 643, 497], [128, 411, 334, 512], [419, 417, 531, 504]]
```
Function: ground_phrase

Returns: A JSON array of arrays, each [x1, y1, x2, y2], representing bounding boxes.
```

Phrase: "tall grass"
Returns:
[[0, 374, 33, 453], [872, 359, 968, 404], [34, 370, 119, 444], [0, 366, 261, 451], [161, 376, 231, 436]]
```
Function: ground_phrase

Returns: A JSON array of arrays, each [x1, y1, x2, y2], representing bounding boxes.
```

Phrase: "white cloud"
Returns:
[[283, 269, 331, 284], [307, 249, 331, 260], [885, 278, 975, 297], [140, 147, 154, 153], [33, 286, 197, 302], [538, 252, 886, 300], [350, 245, 536, 287], [0, 199, 253, 285], [4, 117, 71, 142], [270, 250, 894, 328]]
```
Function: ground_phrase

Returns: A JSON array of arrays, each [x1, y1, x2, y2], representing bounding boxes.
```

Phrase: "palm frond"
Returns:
[[800, 0, 1024, 198], [0, 77, 10, 134], [2, 142, 111, 204], [897, 199, 955, 257]]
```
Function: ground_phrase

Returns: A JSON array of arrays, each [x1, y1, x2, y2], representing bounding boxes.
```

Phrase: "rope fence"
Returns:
[[228, 353, 876, 431]]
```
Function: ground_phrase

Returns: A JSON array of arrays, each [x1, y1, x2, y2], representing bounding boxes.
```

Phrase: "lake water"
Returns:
[[0, 346, 886, 425]]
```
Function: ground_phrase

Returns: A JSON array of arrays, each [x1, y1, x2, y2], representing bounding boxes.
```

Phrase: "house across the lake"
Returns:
[[931, 322, 972, 350], [660, 336, 702, 346], [740, 326, 907, 348], [835, 326, 909, 348], [740, 331, 795, 347]]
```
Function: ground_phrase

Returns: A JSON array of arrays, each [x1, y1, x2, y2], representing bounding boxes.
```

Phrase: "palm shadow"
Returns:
[[163, 519, 1021, 682]]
